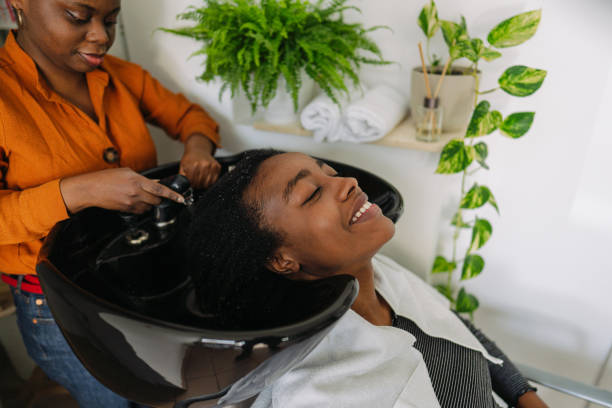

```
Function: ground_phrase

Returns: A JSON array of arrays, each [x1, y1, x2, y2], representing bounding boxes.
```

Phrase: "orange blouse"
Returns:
[[0, 31, 220, 275]]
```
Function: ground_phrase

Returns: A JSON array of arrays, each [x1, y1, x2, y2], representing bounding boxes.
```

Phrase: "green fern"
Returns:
[[161, 0, 390, 113]]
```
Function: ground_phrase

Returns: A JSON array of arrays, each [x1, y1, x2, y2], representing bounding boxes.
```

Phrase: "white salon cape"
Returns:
[[219, 254, 502, 408]]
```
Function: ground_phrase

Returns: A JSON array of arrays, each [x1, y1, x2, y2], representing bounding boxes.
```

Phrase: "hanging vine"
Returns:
[[418, 3, 547, 317]]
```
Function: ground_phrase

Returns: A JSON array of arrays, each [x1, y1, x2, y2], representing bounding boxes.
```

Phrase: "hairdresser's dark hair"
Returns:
[[183, 149, 299, 330]]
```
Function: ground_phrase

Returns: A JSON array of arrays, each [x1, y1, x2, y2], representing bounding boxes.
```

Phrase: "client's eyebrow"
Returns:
[[283, 160, 326, 202], [283, 169, 310, 203]]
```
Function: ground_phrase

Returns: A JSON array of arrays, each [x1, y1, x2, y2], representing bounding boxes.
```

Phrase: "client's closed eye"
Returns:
[[303, 187, 321, 205]]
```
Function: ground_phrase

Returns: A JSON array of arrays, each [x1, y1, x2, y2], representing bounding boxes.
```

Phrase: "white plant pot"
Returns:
[[263, 73, 315, 125], [410, 66, 479, 133]]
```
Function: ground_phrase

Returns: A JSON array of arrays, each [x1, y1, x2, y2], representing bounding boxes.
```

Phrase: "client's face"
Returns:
[[248, 153, 395, 277]]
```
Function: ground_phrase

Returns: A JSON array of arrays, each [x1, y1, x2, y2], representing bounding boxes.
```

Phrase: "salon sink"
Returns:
[[35, 151, 404, 407]]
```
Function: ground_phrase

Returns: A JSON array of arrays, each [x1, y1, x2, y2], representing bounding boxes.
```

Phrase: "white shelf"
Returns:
[[253, 114, 463, 153]]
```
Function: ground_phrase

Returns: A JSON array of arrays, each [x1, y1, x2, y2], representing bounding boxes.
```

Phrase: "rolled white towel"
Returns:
[[300, 93, 342, 142], [300, 88, 363, 142], [340, 85, 408, 143]]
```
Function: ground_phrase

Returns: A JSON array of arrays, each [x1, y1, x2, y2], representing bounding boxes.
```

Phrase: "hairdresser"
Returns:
[[0, 0, 220, 406]]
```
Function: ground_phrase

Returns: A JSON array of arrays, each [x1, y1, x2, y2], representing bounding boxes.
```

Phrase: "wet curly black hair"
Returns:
[[182, 149, 302, 330]]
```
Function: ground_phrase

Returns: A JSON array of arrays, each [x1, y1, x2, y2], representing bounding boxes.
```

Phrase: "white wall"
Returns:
[[120, 1, 612, 406]]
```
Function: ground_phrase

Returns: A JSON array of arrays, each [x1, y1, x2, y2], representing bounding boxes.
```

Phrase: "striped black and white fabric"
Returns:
[[392, 313, 500, 407]]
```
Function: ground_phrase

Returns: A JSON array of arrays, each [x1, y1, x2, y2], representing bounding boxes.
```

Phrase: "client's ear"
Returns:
[[266, 250, 300, 276]]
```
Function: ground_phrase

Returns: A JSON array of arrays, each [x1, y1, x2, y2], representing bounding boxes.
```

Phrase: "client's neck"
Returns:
[[348, 262, 393, 326]]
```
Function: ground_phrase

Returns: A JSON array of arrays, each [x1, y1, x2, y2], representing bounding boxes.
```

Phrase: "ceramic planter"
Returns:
[[410, 66, 479, 133], [263, 73, 315, 125]]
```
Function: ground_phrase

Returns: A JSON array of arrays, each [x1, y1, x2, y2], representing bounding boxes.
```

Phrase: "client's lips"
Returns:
[[352, 202, 381, 225], [349, 192, 368, 226], [79, 52, 105, 68]]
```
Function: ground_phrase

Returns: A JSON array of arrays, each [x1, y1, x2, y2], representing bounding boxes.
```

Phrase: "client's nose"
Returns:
[[337, 176, 359, 202]]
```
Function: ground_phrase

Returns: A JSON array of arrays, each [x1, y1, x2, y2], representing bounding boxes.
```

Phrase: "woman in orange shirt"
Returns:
[[1, 1, 220, 406]]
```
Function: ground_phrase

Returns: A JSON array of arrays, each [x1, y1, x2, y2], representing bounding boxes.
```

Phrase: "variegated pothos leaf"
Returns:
[[440, 19, 467, 48], [432, 256, 457, 274], [500, 112, 535, 138], [488, 10, 542, 48], [461, 254, 485, 280], [418, 1, 439, 39], [473, 142, 489, 169], [466, 101, 502, 138], [455, 287, 479, 313], [498, 65, 547, 97], [460, 184, 496, 210], [469, 218, 492, 252], [481, 47, 502, 62], [435, 140, 475, 174]]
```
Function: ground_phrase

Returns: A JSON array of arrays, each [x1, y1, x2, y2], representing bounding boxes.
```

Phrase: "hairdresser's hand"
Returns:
[[517, 391, 548, 408], [179, 133, 221, 189], [60, 168, 185, 214]]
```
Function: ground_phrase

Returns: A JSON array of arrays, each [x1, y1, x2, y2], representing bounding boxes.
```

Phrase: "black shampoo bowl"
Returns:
[[36, 151, 403, 407]]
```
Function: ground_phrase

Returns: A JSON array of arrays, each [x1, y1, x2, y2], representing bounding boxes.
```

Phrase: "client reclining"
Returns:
[[183, 150, 547, 408]]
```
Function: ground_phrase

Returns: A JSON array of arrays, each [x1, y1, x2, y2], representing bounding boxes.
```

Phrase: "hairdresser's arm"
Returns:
[[124, 64, 221, 189], [60, 168, 185, 214], [179, 133, 221, 189], [456, 313, 548, 408], [0, 144, 70, 244]]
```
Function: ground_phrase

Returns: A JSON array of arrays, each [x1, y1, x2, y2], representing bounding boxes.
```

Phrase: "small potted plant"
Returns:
[[411, 2, 475, 132], [162, 0, 389, 124], [411, 1, 540, 133]]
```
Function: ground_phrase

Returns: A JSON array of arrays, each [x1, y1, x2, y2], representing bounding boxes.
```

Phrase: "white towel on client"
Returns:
[[339, 84, 408, 143]]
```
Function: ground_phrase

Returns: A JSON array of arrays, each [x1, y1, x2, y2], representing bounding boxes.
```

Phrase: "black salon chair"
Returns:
[[35, 151, 404, 408]]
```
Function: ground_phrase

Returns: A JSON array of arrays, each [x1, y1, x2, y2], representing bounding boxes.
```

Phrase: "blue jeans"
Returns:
[[11, 286, 143, 408]]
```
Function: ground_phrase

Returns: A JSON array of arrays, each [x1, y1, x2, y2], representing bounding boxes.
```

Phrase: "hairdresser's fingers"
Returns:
[[179, 162, 196, 186], [206, 169, 217, 187], [209, 161, 221, 183], [202, 161, 221, 189], [201, 173, 212, 190], [183, 163, 203, 189], [196, 164, 209, 188], [140, 178, 185, 204], [188, 162, 211, 189], [138, 189, 163, 207]]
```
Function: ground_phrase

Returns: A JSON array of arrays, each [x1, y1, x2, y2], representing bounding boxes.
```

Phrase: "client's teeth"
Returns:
[[351, 201, 373, 224]]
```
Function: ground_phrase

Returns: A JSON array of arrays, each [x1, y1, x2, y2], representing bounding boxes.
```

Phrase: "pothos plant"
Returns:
[[161, 0, 389, 113], [418, 1, 506, 72], [418, 3, 547, 317]]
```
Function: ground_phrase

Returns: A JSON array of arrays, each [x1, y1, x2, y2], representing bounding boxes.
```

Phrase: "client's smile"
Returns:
[[351, 201, 372, 224]]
